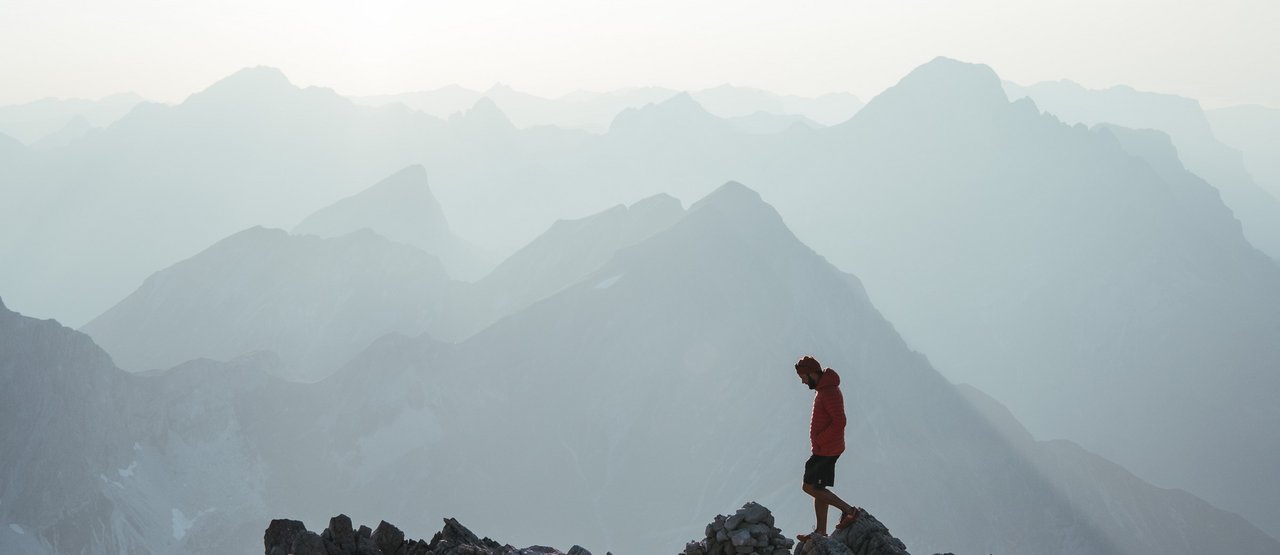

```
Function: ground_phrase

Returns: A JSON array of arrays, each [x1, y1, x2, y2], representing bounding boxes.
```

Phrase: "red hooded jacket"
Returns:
[[810, 368, 846, 456]]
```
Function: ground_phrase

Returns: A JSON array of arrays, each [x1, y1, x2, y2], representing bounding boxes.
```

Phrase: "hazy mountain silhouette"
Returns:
[[335, 63, 1280, 542], [0, 92, 144, 144], [770, 57, 1280, 538], [5, 184, 1279, 555], [460, 193, 685, 334], [0, 67, 450, 326], [725, 111, 821, 134], [1005, 79, 1280, 260], [777, 92, 864, 126], [608, 92, 733, 134], [291, 182, 1277, 555], [690, 85, 862, 125], [82, 227, 454, 382], [7, 59, 1280, 542], [0, 297, 288, 554], [28, 115, 96, 149], [352, 83, 860, 132], [294, 165, 492, 281], [352, 84, 484, 120], [1208, 104, 1280, 200], [689, 84, 788, 117], [0, 131, 22, 159]]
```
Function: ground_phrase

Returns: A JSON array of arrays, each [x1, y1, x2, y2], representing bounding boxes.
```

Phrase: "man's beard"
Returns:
[[806, 375, 818, 390]]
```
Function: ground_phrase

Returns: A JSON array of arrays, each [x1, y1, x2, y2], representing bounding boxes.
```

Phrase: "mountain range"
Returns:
[[4, 184, 1277, 555], [0, 92, 144, 145], [3, 56, 1279, 550], [1004, 79, 1280, 261], [351, 83, 861, 131]]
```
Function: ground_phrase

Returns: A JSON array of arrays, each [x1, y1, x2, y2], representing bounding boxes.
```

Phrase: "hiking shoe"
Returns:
[[835, 508, 862, 530], [796, 531, 826, 543]]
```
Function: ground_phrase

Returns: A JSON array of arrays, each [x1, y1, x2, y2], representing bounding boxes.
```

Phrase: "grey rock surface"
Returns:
[[265, 514, 601, 555], [683, 502, 795, 555], [792, 511, 909, 555]]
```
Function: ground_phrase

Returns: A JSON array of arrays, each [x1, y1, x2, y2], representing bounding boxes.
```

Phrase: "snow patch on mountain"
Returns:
[[100, 474, 125, 490], [594, 274, 623, 289], [172, 507, 215, 541]]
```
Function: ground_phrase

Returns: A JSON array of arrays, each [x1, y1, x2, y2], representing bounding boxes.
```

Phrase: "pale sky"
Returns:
[[2, 0, 1277, 107]]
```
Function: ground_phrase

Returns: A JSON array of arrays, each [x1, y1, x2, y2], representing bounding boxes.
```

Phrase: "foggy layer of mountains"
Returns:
[[2, 57, 1280, 554]]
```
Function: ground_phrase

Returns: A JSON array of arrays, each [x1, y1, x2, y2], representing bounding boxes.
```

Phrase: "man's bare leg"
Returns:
[[803, 483, 854, 534], [813, 496, 829, 534]]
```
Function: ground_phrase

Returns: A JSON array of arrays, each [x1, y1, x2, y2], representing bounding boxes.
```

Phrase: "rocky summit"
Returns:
[[789, 511, 938, 555], [263, 514, 597, 555], [264, 503, 942, 555], [681, 503, 943, 555]]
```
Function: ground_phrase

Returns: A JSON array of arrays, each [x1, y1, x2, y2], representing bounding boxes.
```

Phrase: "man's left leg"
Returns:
[[804, 483, 855, 533]]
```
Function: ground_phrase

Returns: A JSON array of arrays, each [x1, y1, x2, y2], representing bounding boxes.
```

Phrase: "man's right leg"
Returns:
[[803, 483, 831, 533], [809, 484, 854, 517]]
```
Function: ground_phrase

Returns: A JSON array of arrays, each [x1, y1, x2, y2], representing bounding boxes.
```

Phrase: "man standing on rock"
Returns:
[[795, 355, 861, 542]]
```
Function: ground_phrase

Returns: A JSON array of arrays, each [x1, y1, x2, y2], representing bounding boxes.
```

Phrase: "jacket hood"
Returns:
[[817, 368, 840, 389]]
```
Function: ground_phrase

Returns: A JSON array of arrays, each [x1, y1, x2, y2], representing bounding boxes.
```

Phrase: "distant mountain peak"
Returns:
[[844, 56, 1009, 130], [608, 91, 722, 132], [197, 66, 297, 98], [682, 181, 789, 234], [452, 97, 515, 130], [630, 192, 683, 213], [661, 91, 703, 110], [899, 57, 1006, 103], [367, 164, 431, 194], [690, 181, 761, 211]]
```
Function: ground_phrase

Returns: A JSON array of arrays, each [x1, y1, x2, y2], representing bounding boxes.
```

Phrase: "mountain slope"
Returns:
[[294, 165, 492, 281], [1004, 79, 1280, 260], [0, 93, 143, 144], [466, 193, 684, 328], [0, 67, 453, 326], [1208, 104, 1280, 200], [6, 184, 1278, 555], [0, 298, 283, 555], [775, 57, 1280, 537], [309, 183, 1278, 555], [81, 227, 453, 382]]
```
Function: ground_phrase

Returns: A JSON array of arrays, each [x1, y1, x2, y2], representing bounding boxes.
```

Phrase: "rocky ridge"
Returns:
[[265, 514, 598, 555], [265, 503, 937, 555]]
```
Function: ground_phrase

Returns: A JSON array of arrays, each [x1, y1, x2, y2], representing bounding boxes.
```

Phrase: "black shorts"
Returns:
[[803, 455, 839, 488]]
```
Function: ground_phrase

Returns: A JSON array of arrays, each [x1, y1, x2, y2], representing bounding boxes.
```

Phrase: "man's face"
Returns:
[[800, 371, 820, 390]]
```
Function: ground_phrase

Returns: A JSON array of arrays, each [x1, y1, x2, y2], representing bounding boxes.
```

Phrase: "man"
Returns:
[[795, 355, 861, 542]]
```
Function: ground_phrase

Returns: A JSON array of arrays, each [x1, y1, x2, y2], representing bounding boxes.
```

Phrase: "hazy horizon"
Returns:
[[4, 0, 1279, 109]]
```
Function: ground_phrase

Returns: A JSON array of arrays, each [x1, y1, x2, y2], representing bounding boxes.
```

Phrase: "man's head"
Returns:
[[796, 355, 823, 390]]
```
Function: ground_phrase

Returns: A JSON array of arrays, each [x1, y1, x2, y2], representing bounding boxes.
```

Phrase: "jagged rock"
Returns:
[[292, 531, 326, 555], [356, 533, 381, 555], [372, 520, 406, 554], [792, 510, 909, 555], [265, 518, 308, 555], [330, 514, 357, 552], [265, 514, 595, 555], [797, 536, 854, 555], [740, 503, 772, 525]]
